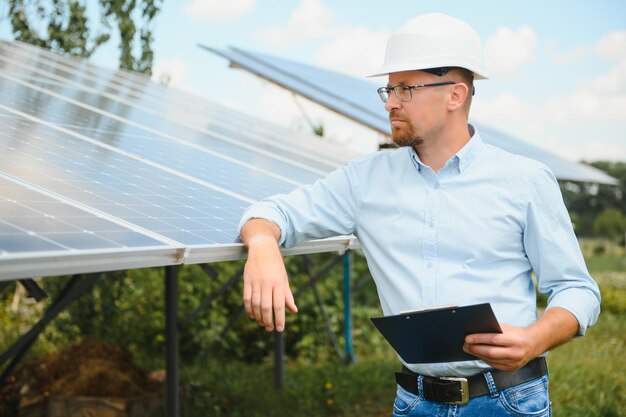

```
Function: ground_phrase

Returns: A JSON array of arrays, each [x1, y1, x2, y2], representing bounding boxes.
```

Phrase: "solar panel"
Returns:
[[0, 42, 359, 279], [203, 45, 619, 185], [0, 75, 309, 198], [0, 110, 251, 246], [0, 40, 360, 169], [0, 172, 181, 281]]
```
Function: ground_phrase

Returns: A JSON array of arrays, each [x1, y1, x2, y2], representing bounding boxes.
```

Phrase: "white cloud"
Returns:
[[484, 26, 537, 77], [182, 0, 256, 22], [253, 0, 334, 47], [553, 89, 626, 123], [253, 0, 389, 79], [151, 58, 190, 91], [473, 60, 626, 162], [560, 140, 626, 162], [474, 29, 626, 161], [472, 92, 542, 138], [548, 30, 626, 66], [589, 58, 626, 95], [550, 44, 592, 64], [314, 26, 390, 77], [596, 31, 626, 61]]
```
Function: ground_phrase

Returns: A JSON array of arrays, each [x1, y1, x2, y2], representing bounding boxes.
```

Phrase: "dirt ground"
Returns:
[[0, 338, 162, 416]]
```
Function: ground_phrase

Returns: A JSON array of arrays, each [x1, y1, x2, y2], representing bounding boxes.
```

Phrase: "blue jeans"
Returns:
[[392, 373, 551, 417]]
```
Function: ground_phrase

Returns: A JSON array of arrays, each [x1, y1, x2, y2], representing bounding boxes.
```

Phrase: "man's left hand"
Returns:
[[463, 324, 538, 372]]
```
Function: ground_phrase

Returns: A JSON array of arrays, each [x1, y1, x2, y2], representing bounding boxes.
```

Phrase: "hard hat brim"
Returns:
[[366, 64, 489, 80], [366, 59, 489, 80]]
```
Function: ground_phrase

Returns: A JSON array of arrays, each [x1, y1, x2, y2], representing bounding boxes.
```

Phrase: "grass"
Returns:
[[181, 357, 397, 417], [549, 313, 625, 417]]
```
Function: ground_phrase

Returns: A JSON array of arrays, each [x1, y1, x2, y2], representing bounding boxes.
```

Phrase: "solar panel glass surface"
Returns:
[[0, 111, 249, 246]]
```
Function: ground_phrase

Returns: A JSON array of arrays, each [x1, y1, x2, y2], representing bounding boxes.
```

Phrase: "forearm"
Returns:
[[526, 306, 579, 356], [241, 218, 281, 248]]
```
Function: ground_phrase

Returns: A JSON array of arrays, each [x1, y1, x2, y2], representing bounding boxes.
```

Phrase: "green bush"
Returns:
[[594, 208, 626, 239], [593, 242, 606, 255]]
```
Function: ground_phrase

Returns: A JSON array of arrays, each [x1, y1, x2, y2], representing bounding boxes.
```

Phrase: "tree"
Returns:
[[593, 208, 626, 239], [561, 161, 626, 236], [6, 0, 162, 74]]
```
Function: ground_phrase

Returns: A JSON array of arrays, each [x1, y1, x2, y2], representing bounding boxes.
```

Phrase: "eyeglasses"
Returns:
[[377, 81, 456, 103]]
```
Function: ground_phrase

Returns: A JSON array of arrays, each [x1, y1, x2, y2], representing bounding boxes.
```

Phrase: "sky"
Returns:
[[2, 0, 626, 162]]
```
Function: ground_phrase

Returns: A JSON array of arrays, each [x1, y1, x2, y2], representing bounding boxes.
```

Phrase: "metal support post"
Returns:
[[165, 265, 180, 417], [343, 251, 355, 363], [274, 331, 285, 389], [19, 279, 47, 301]]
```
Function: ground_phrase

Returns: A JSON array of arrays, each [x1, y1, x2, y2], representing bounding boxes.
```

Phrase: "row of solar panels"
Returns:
[[204, 45, 617, 185], [0, 40, 361, 281]]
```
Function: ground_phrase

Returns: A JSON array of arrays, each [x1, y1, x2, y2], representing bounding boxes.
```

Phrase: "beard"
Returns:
[[390, 115, 423, 148]]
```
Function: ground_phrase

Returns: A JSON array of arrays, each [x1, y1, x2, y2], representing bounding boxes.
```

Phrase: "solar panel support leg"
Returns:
[[274, 331, 285, 389], [165, 265, 180, 417], [343, 251, 355, 364]]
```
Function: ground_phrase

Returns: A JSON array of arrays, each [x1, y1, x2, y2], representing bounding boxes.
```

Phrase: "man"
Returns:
[[238, 13, 600, 416]]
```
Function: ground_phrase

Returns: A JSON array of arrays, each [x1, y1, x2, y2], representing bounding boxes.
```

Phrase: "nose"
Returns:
[[384, 92, 400, 112]]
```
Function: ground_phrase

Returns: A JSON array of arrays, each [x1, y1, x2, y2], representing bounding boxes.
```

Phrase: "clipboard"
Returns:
[[370, 303, 502, 363]]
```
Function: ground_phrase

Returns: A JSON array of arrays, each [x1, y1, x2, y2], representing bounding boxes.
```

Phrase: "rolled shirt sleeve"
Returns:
[[523, 165, 601, 335], [238, 163, 359, 248]]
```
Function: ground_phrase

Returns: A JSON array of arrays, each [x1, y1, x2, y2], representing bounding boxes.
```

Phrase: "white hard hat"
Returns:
[[368, 13, 489, 80]]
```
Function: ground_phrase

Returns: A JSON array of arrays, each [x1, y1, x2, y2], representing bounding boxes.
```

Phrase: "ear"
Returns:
[[447, 83, 469, 112]]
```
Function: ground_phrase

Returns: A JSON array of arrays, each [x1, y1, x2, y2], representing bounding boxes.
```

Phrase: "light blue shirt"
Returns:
[[238, 126, 601, 377]]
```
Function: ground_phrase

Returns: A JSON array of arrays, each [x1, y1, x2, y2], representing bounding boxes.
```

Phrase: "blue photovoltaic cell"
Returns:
[[0, 58, 332, 183], [0, 176, 167, 255], [0, 41, 358, 170], [202, 45, 390, 134], [204, 45, 618, 185], [0, 75, 306, 199], [0, 113, 250, 246]]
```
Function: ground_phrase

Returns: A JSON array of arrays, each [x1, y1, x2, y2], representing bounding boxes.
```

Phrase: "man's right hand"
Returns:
[[241, 219, 298, 332]]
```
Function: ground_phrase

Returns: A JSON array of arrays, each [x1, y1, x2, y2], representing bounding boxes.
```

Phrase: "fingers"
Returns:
[[465, 332, 511, 346], [273, 287, 286, 332], [243, 280, 253, 318], [242, 260, 296, 332], [285, 284, 298, 314], [251, 286, 262, 325], [259, 282, 275, 331], [463, 343, 528, 372], [463, 324, 533, 372], [463, 343, 510, 359]]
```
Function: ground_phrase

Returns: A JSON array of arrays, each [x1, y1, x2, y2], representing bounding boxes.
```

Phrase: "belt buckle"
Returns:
[[439, 377, 469, 405]]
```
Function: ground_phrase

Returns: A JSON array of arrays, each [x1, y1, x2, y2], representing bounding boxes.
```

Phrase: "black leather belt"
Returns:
[[396, 357, 548, 405]]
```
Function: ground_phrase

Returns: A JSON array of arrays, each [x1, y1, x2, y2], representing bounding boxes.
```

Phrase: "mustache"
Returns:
[[389, 111, 408, 122]]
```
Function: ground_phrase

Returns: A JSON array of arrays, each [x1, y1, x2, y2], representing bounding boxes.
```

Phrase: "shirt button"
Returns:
[[434, 183, 440, 190], [428, 222, 434, 228], [426, 262, 433, 269]]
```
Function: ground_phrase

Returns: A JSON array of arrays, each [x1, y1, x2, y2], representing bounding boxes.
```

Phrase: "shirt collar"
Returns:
[[456, 124, 484, 173], [409, 124, 484, 174]]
